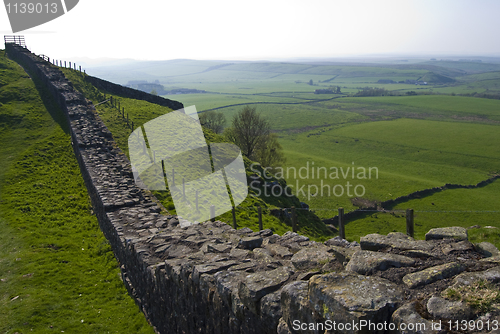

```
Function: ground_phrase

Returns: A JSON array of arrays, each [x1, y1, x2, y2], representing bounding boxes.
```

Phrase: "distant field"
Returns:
[[337, 95, 500, 121]]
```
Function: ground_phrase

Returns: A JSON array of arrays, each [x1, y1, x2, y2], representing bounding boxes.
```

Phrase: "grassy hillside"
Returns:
[[0, 50, 155, 333]]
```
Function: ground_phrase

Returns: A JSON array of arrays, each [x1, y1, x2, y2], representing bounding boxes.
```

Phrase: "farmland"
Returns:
[[89, 56, 500, 243]]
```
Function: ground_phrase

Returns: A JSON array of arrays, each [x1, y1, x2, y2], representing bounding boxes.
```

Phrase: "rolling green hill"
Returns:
[[0, 50, 155, 333]]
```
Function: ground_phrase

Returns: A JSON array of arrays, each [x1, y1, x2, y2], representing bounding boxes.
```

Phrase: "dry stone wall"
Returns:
[[7, 44, 500, 334], [84, 75, 183, 110]]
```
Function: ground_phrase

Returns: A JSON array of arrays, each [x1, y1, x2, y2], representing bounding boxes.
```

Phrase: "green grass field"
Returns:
[[0, 50, 155, 333]]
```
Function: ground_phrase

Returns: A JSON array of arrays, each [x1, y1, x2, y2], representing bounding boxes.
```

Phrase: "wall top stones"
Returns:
[[84, 75, 184, 111]]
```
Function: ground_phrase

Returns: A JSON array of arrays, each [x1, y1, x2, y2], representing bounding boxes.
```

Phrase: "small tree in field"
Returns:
[[229, 106, 270, 160], [199, 110, 226, 134], [226, 106, 286, 170]]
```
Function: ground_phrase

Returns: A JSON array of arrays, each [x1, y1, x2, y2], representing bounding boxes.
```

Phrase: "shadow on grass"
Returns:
[[7, 54, 70, 135]]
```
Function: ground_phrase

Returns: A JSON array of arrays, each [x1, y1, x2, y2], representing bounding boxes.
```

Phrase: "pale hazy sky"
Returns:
[[1, 0, 499, 61]]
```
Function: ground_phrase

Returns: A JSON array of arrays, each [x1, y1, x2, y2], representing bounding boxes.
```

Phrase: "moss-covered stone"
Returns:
[[425, 226, 468, 241], [403, 262, 465, 288]]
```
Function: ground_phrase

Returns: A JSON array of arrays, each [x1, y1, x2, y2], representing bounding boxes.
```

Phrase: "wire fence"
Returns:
[[184, 203, 500, 240]]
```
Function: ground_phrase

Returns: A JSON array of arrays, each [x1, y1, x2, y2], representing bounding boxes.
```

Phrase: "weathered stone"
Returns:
[[228, 260, 257, 272], [401, 249, 434, 258], [441, 240, 474, 255], [203, 243, 231, 253], [236, 227, 253, 235], [192, 260, 238, 285], [239, 266, 293, 314], [281, 231, 309, 244], [258, 229, 274, 237], [154, 244, 170, 254], [403, 262, 466, 288], [346, 250, 415, 275], [360, 232, 432, 251], [481, 255, 500, 263], [214, 270, 247, 315], [297, 271, 321, 281], [281, 281, 319, 332], [425, 226, 468, 241], [308, 272, 404, 333], [262, 234, 280, 246], [324, 236, 357, 248], [259, 290, 282, 331], [475, 242, 500, 258], [155, 220, 168, 228], [253, 248, 274, 263], [450, 266, 500, 289], [427, 296, 473, 320], [291, 245, 333, 270], [265, 244, 293, 259], [328, 245, 359, 263], [277, 318, 292, 334], [391, 302, 437, 334], [229, 247, 250, 260], [168, 217, 179, 226], [239, 236, 263, 250], [166, 244, 194, 258]]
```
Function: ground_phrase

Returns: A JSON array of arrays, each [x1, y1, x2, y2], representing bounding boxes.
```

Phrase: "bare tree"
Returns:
[[199, 110, 226, 134], [230, 106, 270, 160]]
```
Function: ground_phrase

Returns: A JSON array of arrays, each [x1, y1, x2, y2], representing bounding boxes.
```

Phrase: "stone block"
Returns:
[[239, 236, 263, 250], [425, 226, 468, 241], [475, 242, 500, 258], [291, 245, 333, 270], [345, 250, 415, 275], [308, 272, 404, 333], [239, 266, 293, 314], [402, 262, 465, 288]]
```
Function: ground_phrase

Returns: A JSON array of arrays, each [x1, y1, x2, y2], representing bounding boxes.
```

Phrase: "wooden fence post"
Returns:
[[232, 206, 237, 229], [406, 209, 414, 238], [338, 207, 345, 239], [210, 205, 215, 222], [195, 190, 199, 212], [258, 206, 262, 231], [182, 177, 186, 201], [291, 206, 297, 232]]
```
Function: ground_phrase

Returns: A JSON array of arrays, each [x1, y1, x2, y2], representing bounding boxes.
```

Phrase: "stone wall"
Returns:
[[7, 44, 500, 334], [84, 75, 183, 110]]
